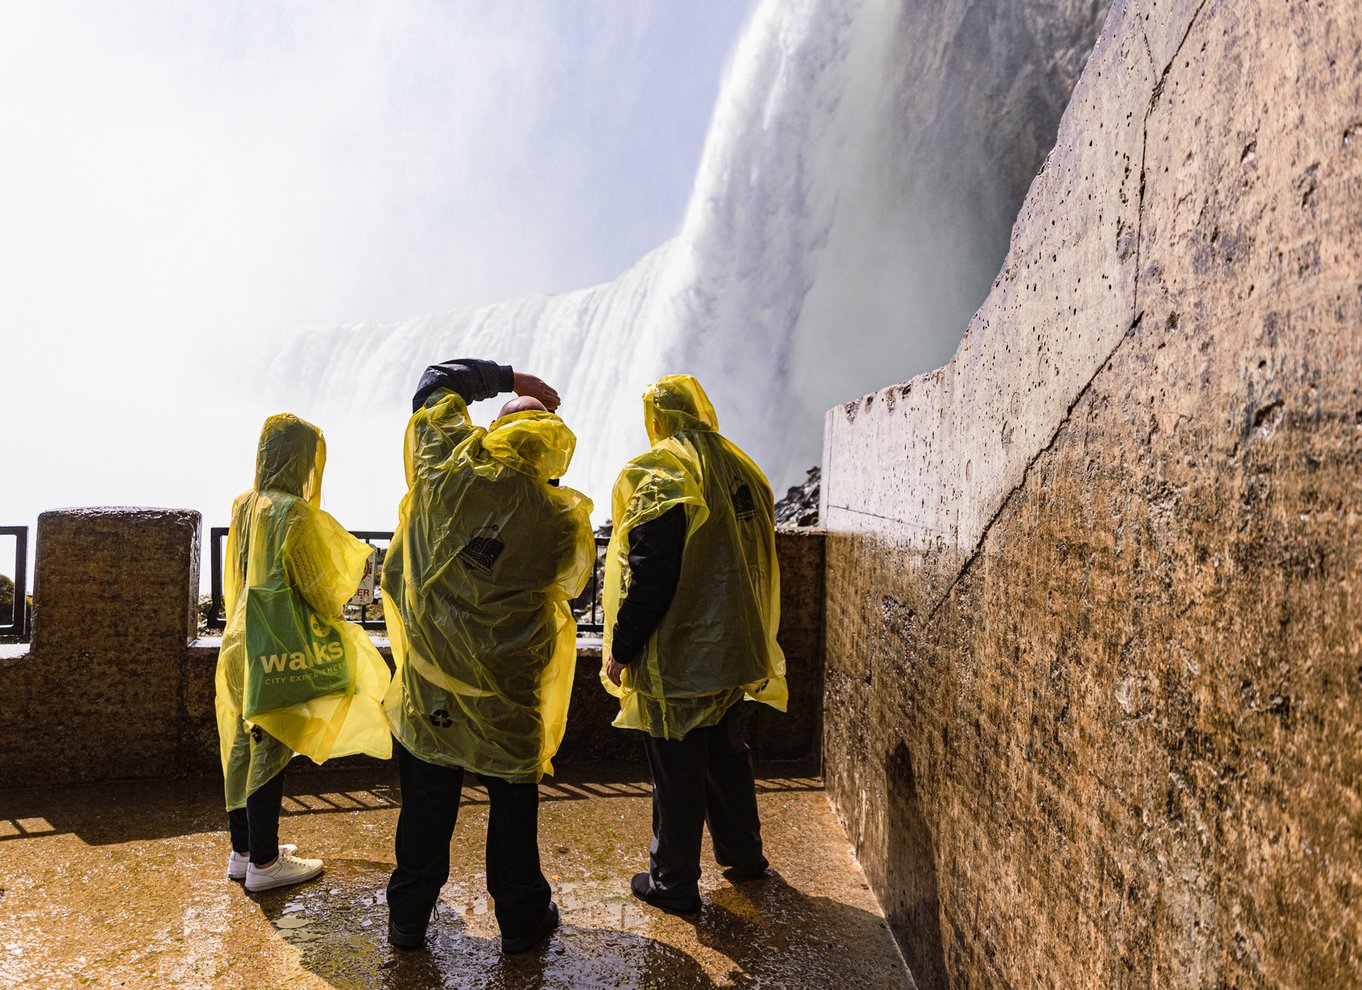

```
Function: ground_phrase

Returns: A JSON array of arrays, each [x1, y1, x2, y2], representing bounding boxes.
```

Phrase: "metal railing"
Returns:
[[0, 526, 29, 641], [206, 528, 609, 637], [576, 535, 608, 636], [207, 528, 392, 632]]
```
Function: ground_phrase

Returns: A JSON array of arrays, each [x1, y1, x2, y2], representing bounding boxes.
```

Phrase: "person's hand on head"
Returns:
[[512, 372, 560, 411]]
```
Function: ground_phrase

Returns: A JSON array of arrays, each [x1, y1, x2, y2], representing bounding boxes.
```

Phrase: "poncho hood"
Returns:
[[483, 410, 577, 482], [254, 413, 325, 505], [643, 374, 719, 444]]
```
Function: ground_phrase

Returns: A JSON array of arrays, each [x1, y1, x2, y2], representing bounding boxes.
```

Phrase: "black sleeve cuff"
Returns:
[[611, 624, 644, 666], [412, 358, 511, 411], [610, 505, 686, 665]]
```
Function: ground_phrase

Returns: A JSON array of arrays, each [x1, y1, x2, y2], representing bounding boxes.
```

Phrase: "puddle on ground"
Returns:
[[1, 768, 911, 989]]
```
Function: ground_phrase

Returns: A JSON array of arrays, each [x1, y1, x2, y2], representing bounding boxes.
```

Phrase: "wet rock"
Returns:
[[775, 466, 820, 528]]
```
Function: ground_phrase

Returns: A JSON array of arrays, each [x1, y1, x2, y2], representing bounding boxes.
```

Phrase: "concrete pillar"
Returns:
[[22, 508, 201, 783]]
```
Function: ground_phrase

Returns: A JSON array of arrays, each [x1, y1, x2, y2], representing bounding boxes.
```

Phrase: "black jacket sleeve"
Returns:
[[610, 505, 685, 665], [412, 358, 514, 412]]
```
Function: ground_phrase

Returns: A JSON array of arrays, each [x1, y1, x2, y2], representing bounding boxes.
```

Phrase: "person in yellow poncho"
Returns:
[[383, 368, 594, 954], [215, 413, 392, 893], [601, 374, 787, 914]]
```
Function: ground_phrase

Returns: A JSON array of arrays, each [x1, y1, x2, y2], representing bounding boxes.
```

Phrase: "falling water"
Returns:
[[253, 0, 1110, 532]]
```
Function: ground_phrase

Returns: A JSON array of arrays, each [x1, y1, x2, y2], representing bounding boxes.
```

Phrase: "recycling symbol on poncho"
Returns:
[[429, 709, 453, 728]]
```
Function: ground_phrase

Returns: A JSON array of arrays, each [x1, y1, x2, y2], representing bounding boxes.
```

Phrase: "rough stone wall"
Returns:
[[1, 519, 824, 787], [3, 508, 201, 785], [821, 2, 1362, 987], [784, 0, 1113, 477]]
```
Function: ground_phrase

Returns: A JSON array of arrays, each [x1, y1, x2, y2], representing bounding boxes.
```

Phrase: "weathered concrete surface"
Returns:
[[821, 1, 1362, 987], [1, 516, 825, 787], [781, 0, 1114, 478], [0, 767, 908, 989], [822, 0, 1151, 555], [1, 508, 201, 785]]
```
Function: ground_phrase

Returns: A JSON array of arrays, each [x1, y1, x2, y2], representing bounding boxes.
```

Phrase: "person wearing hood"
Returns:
[[601, 374, 787, 915], [382, 371, 594, 954], [215, 413, 393, 892]]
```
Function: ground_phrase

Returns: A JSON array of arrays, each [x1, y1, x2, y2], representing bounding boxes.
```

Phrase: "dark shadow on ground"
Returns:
[[380, 923, 719, 990], [0, 767, 403, 845], [264, 859, 907, 990], [0, 763, 820, 847], [689, 871, 914, 988], [254, 857, 720, 990]]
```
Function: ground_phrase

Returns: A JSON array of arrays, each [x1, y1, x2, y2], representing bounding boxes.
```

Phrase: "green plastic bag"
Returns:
[[242, 585, 350, 718]]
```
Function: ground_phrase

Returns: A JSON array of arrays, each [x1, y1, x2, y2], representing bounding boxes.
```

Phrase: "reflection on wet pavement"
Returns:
[[0, 767, 912, 988]]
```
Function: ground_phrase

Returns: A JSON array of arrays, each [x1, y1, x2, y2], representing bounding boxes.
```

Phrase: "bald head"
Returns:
[[499, 395, 548, 418]]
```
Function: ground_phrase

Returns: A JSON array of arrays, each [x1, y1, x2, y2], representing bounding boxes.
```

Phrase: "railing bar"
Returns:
[[204, 529, 612, 637], [0, 526, 29, 640]]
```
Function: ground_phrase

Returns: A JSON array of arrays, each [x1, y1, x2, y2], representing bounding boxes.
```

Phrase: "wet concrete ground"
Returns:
[[0, 765, 912, 989]]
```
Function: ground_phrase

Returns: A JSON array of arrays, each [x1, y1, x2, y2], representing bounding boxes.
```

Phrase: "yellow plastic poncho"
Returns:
[[383, 394, 595, 782], [601, 375, 787, 739], [215, 413, 393, 811]]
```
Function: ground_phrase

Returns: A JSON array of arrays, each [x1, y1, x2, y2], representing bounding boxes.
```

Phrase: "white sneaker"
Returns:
[[227, 844, 297, 881], [244, 851, 323, 892]]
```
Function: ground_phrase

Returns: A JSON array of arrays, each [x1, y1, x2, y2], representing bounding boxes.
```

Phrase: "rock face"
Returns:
[[775, 466, 821, 528], [780, 0, 1115, 480], [820, 2, 1362, 987]]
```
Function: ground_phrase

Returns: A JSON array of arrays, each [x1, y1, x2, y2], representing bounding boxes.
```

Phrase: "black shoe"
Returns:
[[388, 917, 427, 951], [630, 872, 702, 915], [501, 901, 559, 954]]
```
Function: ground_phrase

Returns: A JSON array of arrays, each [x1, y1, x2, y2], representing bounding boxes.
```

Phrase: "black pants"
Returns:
[[642, 703, 767, 897], [227, 769, 286, 866], [387, 743, 550, 939]]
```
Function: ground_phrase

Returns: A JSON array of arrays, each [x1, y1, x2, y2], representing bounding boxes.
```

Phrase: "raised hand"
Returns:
[[512, 372, 561, 411]]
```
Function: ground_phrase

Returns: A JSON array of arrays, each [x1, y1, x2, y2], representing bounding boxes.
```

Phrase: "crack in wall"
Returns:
[[1135, 0, 1212, 314], [924, 309, 1144, 623], [921, 0, 1213, 623]]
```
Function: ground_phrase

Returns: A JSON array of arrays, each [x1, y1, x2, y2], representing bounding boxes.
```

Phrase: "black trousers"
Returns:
[[387, 743, 550, 939], [642, 703, 767, 897], [227, 768, 286, 866]]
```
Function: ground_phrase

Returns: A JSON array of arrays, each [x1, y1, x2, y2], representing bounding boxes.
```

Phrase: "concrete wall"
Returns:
[[821, 2, 1362, 988], [0, 511, 824, 788], [2, 508, 201, 785]]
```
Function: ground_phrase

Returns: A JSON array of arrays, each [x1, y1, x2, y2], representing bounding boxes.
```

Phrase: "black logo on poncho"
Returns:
[[458, 526, 504, 574], [429, 709, 453, 728], [731, 483, 757, 521]]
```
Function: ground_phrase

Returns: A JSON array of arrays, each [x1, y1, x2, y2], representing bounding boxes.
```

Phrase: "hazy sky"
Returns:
[[0, 0, 755, 559]]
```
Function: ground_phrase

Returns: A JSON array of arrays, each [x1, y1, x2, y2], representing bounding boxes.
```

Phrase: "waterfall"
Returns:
[[263, 0, 1108, 525]]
